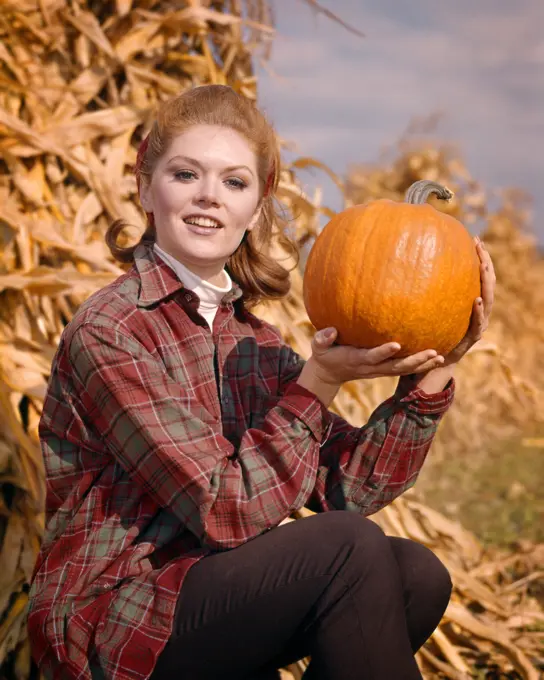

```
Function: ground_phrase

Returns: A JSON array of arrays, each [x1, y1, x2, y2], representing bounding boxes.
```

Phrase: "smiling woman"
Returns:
[[105, 85, 297, 303], [27, 84, 495, 680], [138, 125, 263, 286]]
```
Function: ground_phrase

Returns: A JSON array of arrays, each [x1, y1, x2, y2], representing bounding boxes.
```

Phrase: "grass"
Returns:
[[415, 427, 544, 548]]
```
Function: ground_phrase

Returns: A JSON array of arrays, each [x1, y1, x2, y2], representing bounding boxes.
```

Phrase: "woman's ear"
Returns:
[[247, 204, 263, 232], [139, 179, 153, 213]]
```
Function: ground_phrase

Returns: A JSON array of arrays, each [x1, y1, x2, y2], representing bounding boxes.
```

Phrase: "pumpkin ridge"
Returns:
[[349, 202, 382, 347]]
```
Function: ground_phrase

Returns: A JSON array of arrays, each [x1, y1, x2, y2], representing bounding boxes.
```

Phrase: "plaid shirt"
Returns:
[[28, 244, 454, 679]]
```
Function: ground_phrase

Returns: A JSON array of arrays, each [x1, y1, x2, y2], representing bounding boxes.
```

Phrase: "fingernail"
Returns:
[[320, 327, 335, 340], [478, 298, 483, 305]]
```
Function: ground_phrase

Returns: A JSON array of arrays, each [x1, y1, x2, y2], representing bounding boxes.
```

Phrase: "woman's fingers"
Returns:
[[356, 342, 401, 365], [389, 350, 443, 375], [476, 238, 496, 317], [314, 336, 452, 379], [312, 327, 338, 353], [469, 297, 487, 342], [352, 349, 443, 377], [406, 355, 445, 374]]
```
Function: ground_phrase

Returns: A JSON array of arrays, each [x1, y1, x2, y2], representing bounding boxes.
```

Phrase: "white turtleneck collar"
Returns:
[[154, 243, 233, 328]]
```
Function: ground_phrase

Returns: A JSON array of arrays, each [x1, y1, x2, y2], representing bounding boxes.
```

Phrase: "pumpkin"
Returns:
[[302, 180, 481, 357]]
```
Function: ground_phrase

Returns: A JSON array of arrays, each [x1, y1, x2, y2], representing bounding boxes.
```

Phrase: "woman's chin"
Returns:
[[183, 246, 230, 267]]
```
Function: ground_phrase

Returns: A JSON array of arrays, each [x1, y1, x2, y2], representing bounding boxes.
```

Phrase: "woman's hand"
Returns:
[[307, 331, 443, 385], [443, 237, 496, 367], [410, 237, 496, 394], [297, 331, 444, 407]]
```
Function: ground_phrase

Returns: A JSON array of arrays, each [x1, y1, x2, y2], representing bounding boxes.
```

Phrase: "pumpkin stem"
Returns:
[[404, 180, 454, 205]]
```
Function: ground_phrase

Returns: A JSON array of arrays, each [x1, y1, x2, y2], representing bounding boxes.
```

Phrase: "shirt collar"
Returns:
[[134, 242, 243, 308], [153, 243, 233, 296]]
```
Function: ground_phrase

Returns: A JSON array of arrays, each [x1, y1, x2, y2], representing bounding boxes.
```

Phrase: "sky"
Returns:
[[256, 0, 544, 242]]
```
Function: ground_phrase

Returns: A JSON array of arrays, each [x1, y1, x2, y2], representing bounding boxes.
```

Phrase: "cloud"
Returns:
[[259, 0, 544, 232]]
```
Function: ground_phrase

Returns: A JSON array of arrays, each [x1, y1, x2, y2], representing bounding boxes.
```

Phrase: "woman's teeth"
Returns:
[[184, 217, 222, 228]]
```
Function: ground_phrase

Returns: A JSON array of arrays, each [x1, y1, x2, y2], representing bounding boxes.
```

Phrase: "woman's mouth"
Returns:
[[183, 215, 224, 231]]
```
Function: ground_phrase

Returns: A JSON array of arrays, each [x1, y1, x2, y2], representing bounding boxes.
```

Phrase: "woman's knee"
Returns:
[[389, 537, 453, 608], [301, 510, 390, 557]]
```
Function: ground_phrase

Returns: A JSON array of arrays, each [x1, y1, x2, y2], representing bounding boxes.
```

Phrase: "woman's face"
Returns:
[[140, 124, 261, 284]]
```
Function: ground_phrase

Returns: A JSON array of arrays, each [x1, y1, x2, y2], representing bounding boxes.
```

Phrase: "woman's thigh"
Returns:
[[151, 511, 389, 679]]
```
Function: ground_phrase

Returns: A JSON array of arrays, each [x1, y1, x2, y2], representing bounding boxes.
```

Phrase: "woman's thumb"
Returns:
[[314, 327, 337, 350]]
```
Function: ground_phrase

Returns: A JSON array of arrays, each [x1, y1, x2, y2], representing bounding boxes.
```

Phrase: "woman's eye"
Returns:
[[225, 177, 247, 190], [174, 170, 196, 181]]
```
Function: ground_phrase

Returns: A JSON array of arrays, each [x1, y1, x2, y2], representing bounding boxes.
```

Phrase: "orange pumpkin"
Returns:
[[303, 180, 481, 357]]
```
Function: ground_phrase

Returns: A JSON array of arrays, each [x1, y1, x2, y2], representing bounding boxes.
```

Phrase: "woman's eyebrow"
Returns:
[[165, 154, 201, 167], [165, 155, 254, 176]]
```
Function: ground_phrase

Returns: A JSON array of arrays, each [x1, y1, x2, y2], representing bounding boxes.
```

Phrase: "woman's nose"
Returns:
[[194, 179, 220, 207]]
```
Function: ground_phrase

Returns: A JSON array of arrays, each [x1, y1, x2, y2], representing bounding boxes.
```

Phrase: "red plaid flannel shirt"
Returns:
[[28, 244, 454, 679]]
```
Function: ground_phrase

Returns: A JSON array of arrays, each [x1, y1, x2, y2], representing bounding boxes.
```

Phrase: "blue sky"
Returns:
[[257, 0, 544, 242]]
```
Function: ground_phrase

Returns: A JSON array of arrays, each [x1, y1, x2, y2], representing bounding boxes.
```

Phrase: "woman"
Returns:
[[28, 84, 495, 680]]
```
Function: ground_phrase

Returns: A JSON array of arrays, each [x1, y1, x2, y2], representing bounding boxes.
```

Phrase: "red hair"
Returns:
[[106, 85, 297, 306]]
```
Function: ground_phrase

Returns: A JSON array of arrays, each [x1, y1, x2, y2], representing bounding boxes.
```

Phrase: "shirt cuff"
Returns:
[[394, 374, 456, 415], [280, 382, 332, 441]]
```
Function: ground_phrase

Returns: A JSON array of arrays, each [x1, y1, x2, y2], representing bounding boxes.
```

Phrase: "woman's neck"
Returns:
[[154, 243, 227, 287]]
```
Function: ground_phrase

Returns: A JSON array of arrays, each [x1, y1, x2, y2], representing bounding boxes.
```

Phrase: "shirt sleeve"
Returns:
[[278, 347, 455, 516], [68, 323, 331, 551]]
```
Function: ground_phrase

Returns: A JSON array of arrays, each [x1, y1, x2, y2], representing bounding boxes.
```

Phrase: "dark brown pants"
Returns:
[[151, 511, 452, 679]]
